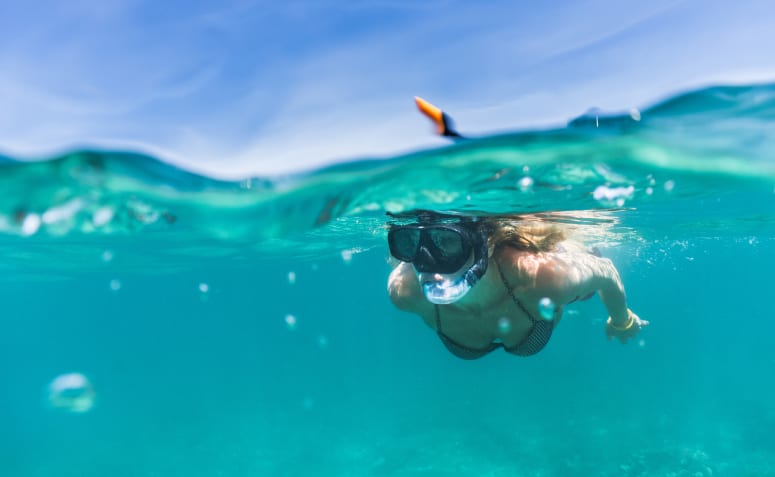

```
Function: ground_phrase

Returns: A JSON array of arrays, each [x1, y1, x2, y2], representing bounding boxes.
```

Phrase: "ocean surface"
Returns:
[[2, 84, 775, 477]]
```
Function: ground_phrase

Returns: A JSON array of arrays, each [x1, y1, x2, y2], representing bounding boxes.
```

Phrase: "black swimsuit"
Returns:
[[434, 261, 555, 359]]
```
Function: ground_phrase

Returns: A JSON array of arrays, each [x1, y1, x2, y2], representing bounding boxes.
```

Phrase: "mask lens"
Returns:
[[426, 228, 471, 272], [388, 228, 421, 261], [429, 228, 464, 257]]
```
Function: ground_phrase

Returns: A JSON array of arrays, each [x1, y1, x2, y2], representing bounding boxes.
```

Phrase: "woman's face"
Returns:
[[388, 220, 490, 305]]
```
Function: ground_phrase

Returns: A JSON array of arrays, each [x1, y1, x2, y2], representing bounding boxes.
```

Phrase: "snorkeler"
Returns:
[[387, 212, 647, 359], [390, 100, 646, 358]]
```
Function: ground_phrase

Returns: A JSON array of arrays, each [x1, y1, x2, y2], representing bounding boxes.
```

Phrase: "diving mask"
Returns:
[[388, 221, 489, 304]]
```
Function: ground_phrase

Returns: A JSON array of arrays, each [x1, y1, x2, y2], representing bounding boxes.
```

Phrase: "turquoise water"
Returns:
[[2, 84, 775, 476]]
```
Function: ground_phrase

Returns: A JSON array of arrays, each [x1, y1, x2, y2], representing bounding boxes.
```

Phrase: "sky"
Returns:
[[2, 0, 775, 178]]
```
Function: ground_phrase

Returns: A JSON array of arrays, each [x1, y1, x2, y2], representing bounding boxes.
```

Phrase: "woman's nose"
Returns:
[[414, 246, 437, 271]]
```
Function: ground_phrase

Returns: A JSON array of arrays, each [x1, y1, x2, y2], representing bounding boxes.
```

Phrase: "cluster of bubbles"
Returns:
[[594, 174, 677, 207], [46, 241, 343, 418], [100, 250, 120, 292], [284, 269, 331, 351], [282, 314, 329, 349], [496, 297, 555, 336], [517, 165, 534, 192], [14, 200, 121, 237], [593, 185, 634, 207]]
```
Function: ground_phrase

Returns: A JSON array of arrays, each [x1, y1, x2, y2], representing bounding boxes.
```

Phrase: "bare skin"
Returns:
[[388, 240, 648, 350]]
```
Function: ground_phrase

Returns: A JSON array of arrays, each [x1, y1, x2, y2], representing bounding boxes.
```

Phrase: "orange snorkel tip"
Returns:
[[415, 96, 446, 135], [414, 96, 462, 138]]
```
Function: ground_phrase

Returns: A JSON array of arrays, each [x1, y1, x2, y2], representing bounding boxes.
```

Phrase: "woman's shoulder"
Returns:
[[494, 239, 582, 262], [494, 244, 576, 291]]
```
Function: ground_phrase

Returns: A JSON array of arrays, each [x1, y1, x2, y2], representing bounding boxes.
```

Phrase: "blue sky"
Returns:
[[2, 0, 775, 177]]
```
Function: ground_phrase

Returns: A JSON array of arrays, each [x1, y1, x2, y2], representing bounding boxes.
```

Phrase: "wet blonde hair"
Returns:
[[482, 216, 568, 253]]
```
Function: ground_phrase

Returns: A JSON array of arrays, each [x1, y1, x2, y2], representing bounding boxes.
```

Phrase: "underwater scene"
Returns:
[[2, 84, 775, 476]]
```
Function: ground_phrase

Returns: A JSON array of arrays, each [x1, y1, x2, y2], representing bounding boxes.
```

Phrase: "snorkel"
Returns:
[[420, 223, 489, 305]]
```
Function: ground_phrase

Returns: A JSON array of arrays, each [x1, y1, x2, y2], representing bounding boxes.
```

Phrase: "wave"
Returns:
[[1, 83, 774, 267]]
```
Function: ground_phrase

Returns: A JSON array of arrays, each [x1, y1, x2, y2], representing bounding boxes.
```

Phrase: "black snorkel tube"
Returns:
[[462, 224, 489, 286]]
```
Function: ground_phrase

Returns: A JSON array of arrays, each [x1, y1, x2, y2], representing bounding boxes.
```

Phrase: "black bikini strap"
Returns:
[[434, 305, 443, 331], [495, 260, 539, 324]]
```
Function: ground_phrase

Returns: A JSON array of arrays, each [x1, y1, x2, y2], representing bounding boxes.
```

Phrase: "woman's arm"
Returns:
[[387, 262, 417, 311], [568, 254, 629, 324], [499, 246, 647, 342], [388, 262, 434, 316]]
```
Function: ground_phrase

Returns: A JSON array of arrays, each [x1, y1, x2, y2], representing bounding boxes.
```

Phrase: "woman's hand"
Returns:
[[606, 309, 648, 344]]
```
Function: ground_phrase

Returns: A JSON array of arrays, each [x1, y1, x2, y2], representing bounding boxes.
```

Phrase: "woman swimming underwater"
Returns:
[[386, 100, 647, 359]]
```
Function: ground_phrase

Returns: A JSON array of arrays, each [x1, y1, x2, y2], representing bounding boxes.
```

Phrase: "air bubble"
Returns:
[[341, 249, 354, 264], [109, 279, 122, 291], [497, 317, 512, 334], [664, 180, 675, 192], [518, 176, 534, 191], [287, 271, 297, 285], [317, 335, 329, 349], [284, 314, 298, 330], [198, 283, 209, 293], [93, 207, 114, 227], [48, 373, 95, 413], [101, 250, 114, 263], [538, 297, 556, 321], [629, 109, 641, 121], [21, 213, 41, 236]]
